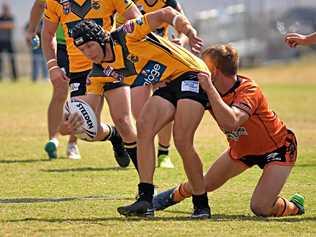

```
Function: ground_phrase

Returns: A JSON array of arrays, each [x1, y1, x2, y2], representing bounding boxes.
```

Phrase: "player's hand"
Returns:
[[284, 33, 307, 48], [59, 112, 84, 135], [171, 34, 186, 46], [25, 31, 36, 47], [187, 28, 203, 54], [198, 72, 213, 92], [49, 66, 70, 84]]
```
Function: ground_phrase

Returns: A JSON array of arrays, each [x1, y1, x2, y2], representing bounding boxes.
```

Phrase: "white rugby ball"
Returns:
[[64, 98, 98, 141]]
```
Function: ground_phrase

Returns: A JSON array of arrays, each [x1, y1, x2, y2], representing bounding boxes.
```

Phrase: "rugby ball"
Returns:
[[64, 98, 98, 141]]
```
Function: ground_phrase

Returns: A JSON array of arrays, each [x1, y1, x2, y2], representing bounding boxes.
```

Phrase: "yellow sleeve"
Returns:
[[124, 15, 152, 42], [112, 0, 134, 15], [43, 0, 59, 23], [115, 13, 126, 27]]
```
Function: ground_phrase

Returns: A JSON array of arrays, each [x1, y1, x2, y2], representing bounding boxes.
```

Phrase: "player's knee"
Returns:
[[250, 200, 271, 217], [113, 115, 133, 133], [173, 132, 192, 152], [136, 117, 155, 139]]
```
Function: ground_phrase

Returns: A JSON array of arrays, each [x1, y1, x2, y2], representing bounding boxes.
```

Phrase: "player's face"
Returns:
[[202, 56, 217, 82], [78, 41, 104, 64]]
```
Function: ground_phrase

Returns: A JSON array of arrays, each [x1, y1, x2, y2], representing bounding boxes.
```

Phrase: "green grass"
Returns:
[[0, 57, 316, 236]]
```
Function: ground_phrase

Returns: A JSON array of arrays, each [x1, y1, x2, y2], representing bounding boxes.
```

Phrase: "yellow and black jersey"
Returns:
[[88, 15, 209, 95], [44, 0, 134, 73], [115, 0, 179, 38]]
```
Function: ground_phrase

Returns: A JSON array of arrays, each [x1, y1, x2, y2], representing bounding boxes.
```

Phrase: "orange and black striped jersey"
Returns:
[[88, 15, 209, 95], [115, 0, 180, 38], [218, 76, 288, 159], [44, 0, 134, 72]]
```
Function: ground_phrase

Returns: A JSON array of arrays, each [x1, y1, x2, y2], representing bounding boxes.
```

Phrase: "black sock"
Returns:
[[101, 125, 121, 143], [124, 142, 138, 172], [158, 143, 170, 157], [138, 182, 154, 203], [192, 193, 210, 209]]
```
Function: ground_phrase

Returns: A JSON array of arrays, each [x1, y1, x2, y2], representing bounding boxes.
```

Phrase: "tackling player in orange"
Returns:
[[153, 44, 305, 218]]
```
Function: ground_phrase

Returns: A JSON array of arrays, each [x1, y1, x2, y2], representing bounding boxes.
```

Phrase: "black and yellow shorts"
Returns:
[[153, 72, 209, 108]]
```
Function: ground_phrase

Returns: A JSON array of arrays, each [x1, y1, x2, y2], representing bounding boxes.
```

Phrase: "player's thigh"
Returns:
[[131, 85, 152, 120], [137, 95, 175, 137], [104, 85, 132, 121], [204, 149, 248, 192], [173, 99, 204, 145], [251, 164, 293, 208]]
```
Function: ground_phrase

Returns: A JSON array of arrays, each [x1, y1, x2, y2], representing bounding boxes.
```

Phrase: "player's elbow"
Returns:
[[160, 6, 178, 23]]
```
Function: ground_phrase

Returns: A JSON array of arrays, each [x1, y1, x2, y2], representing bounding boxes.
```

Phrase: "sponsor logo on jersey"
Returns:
[[224, 127, 248, 141], [103, 66, 124, 82], [132, 61, 166, 87], [60, 0, 71, 15], [127, 54, 139, 63], [91, 0, 101, 10]]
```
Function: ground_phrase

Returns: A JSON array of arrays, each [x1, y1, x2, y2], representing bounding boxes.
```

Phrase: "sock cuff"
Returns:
[[158, 143, 170, 151], [49, 138, 59, 147], [124, 141, 137, 149], [100, 124, 113, 141]]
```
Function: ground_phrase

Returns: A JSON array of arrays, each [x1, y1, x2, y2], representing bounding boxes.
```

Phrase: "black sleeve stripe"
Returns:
[[232, 104, 252, 117]]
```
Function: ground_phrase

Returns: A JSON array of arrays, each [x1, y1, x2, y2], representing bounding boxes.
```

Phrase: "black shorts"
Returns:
[[238, 130, 297, 169], [153, 72, 209, 108], [69, 70, 90, 97], [103, 81, 128, 92], [56, 43, 69, 76]]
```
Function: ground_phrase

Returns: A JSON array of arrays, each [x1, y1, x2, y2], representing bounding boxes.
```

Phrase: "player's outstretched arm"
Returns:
[[146, 7, 203, 53], [284, 32, 316, 47], [26, 0, 45, 44]]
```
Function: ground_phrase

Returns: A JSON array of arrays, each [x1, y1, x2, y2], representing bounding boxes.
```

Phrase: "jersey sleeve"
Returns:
[[232, 84, 261, 116], [124, 15, 152, 42], [43, 0, 59, 23], [112, 0, 134, 15]]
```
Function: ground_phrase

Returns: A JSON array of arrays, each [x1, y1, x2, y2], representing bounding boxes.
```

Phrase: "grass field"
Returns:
[[0, 56, 316, 236]]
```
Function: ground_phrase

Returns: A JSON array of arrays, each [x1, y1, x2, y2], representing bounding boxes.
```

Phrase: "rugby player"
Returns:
[[285, 32, 316, 47], [153, 44, 305, 218], [26, 0, 81, 160], [71, 7, 211, 218], [115, 0, 187, 169], [42, 0, 142, 168]]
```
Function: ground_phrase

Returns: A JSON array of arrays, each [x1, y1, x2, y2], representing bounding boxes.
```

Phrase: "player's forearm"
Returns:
[[147, 7, 192, 35], [305, 32, 316, 44], [206, 88, 240, 131], [123, 4, 142, 21], [41, 30, 57, 64], [28, 0, 45, 34]]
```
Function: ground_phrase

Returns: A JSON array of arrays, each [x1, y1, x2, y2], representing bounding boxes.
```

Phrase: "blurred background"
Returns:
[[0, 0, 315, 80]]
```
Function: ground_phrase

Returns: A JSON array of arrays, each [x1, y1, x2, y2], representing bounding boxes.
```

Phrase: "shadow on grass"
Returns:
[[3, 214, 316, 223], [0, 195, 133, 204], [163, 210, 315, 222], [0, 159, 49, 164], [41, 167, 130, 172], [295, 163, 316, 168]]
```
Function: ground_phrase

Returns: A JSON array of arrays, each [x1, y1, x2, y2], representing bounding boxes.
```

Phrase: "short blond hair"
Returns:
[[202, 44, 239, 76]]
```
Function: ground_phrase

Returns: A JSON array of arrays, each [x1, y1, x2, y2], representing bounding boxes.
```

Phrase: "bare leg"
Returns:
[[250, 164, 299, 217]]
